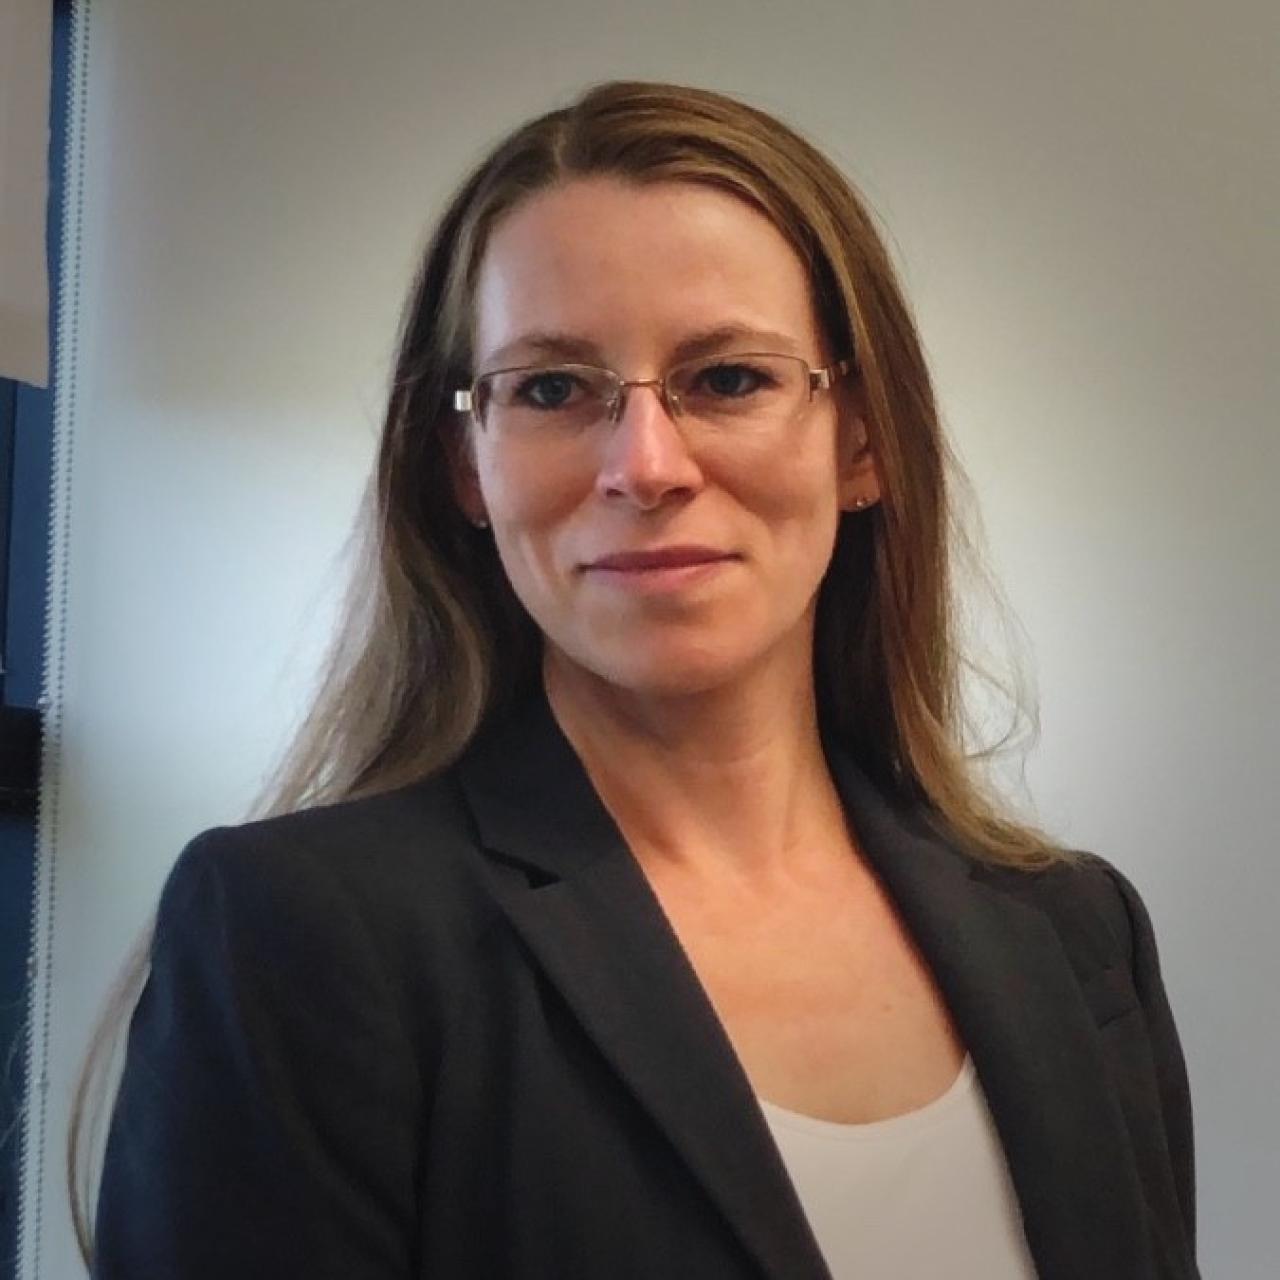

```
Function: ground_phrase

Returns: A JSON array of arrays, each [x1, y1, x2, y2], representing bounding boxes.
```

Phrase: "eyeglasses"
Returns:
[[452, 352, 852, 439]]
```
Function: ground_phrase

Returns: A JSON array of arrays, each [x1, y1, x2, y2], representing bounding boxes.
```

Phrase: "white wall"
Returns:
[[25, 1, 1278, 1275]]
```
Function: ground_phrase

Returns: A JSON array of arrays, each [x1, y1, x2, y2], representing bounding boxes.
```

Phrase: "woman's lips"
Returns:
[[582, 547, 739, 593], [585, 546, 735, 571]]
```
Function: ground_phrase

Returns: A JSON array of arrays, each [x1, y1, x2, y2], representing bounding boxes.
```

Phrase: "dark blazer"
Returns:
[[95, 688, 1198, 1279]]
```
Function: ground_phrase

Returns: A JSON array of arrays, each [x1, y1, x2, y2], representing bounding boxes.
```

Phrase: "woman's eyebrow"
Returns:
[[482, 323, 803, 369]]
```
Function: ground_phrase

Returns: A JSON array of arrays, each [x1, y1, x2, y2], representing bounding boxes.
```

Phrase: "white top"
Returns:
[[757, 1054, 1039, 1279]]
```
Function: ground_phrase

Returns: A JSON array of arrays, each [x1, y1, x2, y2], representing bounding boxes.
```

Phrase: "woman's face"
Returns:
[[457, 175, 877, 697]]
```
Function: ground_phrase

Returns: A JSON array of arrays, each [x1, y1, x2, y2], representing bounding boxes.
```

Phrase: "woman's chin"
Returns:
[[552, 639, 768, 702]]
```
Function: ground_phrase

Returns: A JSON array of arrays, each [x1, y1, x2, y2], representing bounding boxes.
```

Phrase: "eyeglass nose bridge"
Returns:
[[604, 374, 684, 425]]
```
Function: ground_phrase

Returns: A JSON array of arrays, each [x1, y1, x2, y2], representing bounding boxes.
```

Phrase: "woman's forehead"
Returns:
[[471, 177, 823, 365]]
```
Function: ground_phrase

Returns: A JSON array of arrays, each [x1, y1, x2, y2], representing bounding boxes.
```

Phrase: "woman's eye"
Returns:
[[516, 371, 582, 409], [697, 363, 772, 397]]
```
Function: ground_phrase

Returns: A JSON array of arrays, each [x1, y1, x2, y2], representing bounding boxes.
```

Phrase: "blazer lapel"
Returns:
[[455, 689, 1154, 1280], [824, 752, 1155, 1279], [455, 692, 832, 1279]]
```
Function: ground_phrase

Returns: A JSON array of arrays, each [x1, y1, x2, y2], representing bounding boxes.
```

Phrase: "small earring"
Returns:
[[471, 515, 489, 529], [853, 496, 870, 510]]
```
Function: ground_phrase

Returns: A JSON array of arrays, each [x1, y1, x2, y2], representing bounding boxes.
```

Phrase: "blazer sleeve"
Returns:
[[94, 825, 424, 1279], [1101, 861, 1197, 1258]]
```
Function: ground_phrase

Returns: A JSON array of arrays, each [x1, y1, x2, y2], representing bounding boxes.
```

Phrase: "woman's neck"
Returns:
[[542, 647, 852, 888]]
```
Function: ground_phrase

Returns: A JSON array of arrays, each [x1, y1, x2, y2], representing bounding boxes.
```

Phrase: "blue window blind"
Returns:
[[1, 3, 72, 1274]]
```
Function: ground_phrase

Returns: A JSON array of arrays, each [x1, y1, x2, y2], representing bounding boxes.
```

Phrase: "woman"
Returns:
[[75, 81, 1197, 1278]]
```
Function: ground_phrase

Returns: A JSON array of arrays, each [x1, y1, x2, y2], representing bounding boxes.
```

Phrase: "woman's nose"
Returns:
[[594, 382, 704, 508]]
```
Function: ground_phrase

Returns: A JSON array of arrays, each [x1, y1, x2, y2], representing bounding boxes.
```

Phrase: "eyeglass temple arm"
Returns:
[[811, 357, 853, 392]]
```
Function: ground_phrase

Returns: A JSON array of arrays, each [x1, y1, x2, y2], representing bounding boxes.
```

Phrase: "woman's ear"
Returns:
[[835, 384, 881, 512], [443, 419, 489, 527]]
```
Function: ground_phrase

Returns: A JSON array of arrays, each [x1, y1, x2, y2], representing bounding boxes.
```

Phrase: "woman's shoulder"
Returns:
[[970, 845, 1156, 987], [181, 770, 476, 878], [154, 770, 506, 982], [211, 770, 475, 867]]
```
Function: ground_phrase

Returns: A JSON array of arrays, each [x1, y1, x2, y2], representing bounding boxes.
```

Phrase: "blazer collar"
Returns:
[[454, 688, 1155, 1280]]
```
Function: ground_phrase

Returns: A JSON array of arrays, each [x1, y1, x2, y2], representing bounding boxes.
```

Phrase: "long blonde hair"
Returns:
[[68, 78, 1079, 1268]]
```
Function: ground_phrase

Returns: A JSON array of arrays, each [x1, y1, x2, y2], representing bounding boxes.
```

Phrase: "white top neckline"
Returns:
[[753, 1053, 1039, 1276], [755, 1052, 976, 1143]]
